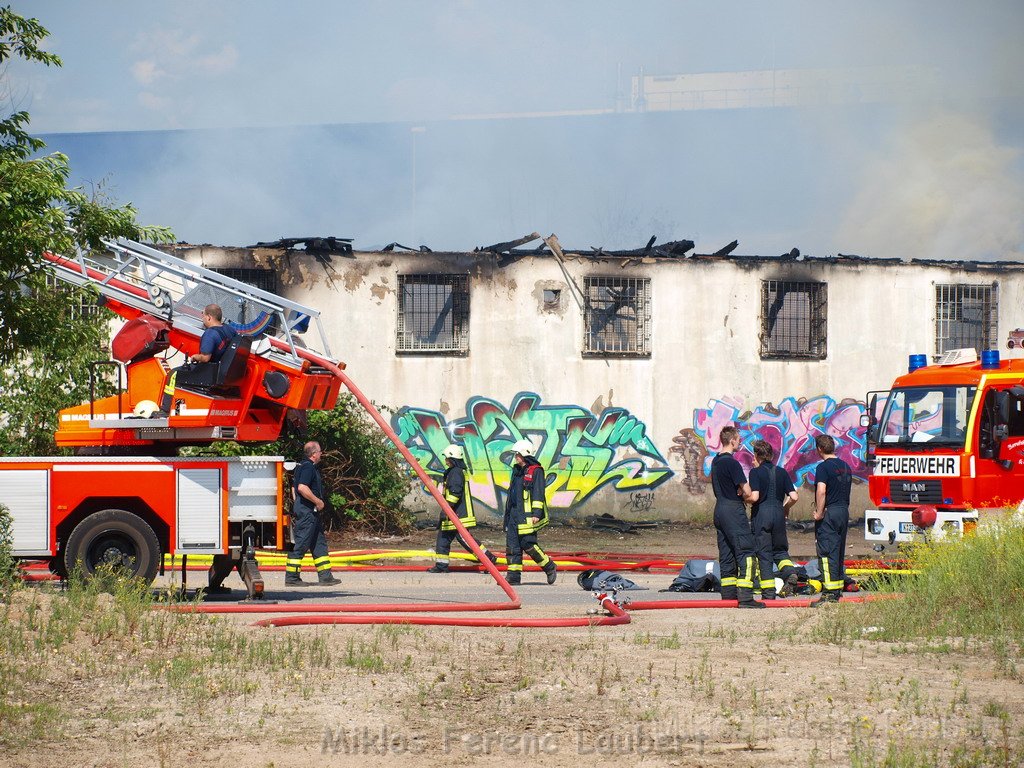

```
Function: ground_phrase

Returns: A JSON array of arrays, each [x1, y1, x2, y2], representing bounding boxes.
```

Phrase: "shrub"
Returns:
[[187, 394, 415, 535], [0, 504, 18, 598]]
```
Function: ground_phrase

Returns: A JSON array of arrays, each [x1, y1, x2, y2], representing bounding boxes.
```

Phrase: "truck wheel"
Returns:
[[65, 510, 161, 583]]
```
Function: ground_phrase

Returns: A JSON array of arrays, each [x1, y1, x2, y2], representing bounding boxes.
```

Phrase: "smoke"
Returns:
[[836, 111, 1024, 261]]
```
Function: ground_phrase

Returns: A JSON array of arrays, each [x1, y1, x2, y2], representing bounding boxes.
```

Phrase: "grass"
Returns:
[[816, 511, 1024, 666], [0, 565, 347, 746]]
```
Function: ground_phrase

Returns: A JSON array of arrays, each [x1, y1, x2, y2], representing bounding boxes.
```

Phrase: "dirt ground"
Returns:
[[2, 523, 1022, 768]]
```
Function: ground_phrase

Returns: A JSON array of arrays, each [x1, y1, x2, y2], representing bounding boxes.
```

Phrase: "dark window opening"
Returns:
[[583, 276, 651, 357], [935, 283, 998, 356], [760, 280, 827, 360], [397, 274, 470, 354]]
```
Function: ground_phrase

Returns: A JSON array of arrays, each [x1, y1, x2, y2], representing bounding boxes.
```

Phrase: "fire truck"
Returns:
[[863, 347, 1024, 544], [1, 239, 345, 597]]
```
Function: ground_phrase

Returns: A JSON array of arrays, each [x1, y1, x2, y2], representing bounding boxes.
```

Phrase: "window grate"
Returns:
[[583, 276, 651, 356], [397, 274, 470, 354], [935, 283, 998, 356], [760, 280, 827, 360]]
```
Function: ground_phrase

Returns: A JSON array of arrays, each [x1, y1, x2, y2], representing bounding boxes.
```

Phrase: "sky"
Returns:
[[4, 1, 1024, 258]]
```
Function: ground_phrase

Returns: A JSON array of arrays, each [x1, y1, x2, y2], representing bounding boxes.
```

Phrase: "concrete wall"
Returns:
[[174, 244, 1024, 523]]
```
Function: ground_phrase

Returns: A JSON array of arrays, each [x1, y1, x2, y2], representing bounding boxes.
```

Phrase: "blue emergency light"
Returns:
[[908, 353, 928, 372], [981, 350, 1001, 370]]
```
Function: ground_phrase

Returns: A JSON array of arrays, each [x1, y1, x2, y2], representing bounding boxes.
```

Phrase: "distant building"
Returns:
[[167, 239, 1024, 523]]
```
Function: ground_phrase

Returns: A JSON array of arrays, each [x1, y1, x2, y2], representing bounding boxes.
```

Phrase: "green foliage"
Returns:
[[0, 7, 172, 453], [187, 394, 415, 534], [0, 504, 18, 598]]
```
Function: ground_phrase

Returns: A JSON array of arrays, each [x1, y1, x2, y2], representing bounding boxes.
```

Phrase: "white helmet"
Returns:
[[509, 438, 536, 457], [133, 400, 160, 419], [441, 444, 464, 461]]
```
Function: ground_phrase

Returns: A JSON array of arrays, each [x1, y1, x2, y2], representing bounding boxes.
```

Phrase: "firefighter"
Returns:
[[812, 434, 852, 606], [427, 444, 498, 573], [745, 439, 799, 599], [160, 303, 237, 413], [712, 426, 763, 608], [502, 438, 557, 586], [286, 441, 341, 587]]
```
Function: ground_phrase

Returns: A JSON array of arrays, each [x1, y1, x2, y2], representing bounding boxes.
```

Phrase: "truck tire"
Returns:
[[64, 509, 161, 583]]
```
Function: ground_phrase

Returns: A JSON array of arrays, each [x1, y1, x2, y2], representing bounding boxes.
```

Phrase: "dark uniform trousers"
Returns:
[[751, 469, 797, 598], [815, 504, 849, 595], [712, 458, 756, 600], [287, 504, 332, 578]]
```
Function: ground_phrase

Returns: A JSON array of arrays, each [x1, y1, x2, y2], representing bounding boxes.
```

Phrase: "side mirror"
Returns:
[[859, 414, 870, 428], [996, 390, 1011, 424]]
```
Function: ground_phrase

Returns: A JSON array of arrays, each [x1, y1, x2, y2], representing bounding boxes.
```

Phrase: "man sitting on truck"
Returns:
[[159, 303, 237, 414]]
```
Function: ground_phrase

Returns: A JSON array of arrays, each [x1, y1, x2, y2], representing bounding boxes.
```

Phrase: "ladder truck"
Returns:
[[2, 238, 345, 598]]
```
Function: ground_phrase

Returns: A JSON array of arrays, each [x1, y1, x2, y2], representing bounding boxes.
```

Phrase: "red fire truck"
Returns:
[[863, 347, 1024, 544], [2, 239, 345, 596]]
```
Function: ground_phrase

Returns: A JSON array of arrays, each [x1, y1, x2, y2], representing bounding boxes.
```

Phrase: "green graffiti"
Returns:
[[393, 392, 672, 513]]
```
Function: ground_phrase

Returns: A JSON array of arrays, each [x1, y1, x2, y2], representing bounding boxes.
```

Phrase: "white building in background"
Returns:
[[167, 239, 1024, 523]]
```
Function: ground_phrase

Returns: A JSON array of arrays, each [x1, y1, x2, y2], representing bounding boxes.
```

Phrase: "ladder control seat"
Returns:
[[174, 335, 252, 393]]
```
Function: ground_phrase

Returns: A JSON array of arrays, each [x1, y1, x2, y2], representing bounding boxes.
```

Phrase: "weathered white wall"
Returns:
[[174, 244, 1024, 523]]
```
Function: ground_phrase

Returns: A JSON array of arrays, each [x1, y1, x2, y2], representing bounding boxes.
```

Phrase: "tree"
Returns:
[[0, 7, 172, 453]]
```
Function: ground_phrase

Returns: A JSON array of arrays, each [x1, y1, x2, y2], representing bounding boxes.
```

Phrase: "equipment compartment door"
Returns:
[[176, 468, 222, 553], [5, 469, 49, 555]]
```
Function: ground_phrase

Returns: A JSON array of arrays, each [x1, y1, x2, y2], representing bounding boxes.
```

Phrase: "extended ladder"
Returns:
[[43, 238, 338, 370]]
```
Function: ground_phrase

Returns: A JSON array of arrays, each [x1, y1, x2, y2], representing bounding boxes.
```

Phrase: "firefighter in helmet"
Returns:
[[427, 444, 498, 573], [502, 438, 557, 585]]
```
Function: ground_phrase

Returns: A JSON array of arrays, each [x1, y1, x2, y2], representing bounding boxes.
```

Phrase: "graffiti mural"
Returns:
[[394, 391, 673, 513], [669, 395, 867, 494]]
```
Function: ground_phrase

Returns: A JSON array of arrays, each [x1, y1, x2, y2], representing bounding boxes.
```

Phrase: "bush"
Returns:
[[187, 394, 415, 535], [0, 504, 18, 598]]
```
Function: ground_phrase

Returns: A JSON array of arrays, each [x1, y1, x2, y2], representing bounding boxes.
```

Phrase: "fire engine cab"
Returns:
[[863, 347, 1024, 544]]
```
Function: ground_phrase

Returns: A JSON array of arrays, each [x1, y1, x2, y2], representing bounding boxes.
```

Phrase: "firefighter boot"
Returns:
[[506, 572, 521, 585], [761, 587, 777, 600], [317, 569, 342, 586], [426, 563, 450, 573], [285, 574, 309, 587], [737, 587, 766, 609], [720, 585, 738, 602], [544, 561, 558, 585]]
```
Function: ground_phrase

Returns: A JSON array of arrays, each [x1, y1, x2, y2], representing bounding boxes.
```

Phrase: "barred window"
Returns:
[[210, 268, 279, 333], [397, 274, 469, 354], [583, 276, 651, 356], [760, 280, 827, 360], [41, 274, 103, 323], [213, 268, 277, 295], [935, 283, 998, 355]]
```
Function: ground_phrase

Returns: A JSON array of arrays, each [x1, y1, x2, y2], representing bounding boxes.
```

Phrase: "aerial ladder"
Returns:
[[3, 239, 347, 598], [45, 238, 343, 450]]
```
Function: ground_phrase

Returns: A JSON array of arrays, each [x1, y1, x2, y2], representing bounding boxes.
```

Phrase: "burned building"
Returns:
[[166, 236, 1024, 523]]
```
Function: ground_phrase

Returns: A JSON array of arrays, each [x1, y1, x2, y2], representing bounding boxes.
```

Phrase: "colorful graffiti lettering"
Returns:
[[670, 395, 867, 493], [393, 392, 673, 513]]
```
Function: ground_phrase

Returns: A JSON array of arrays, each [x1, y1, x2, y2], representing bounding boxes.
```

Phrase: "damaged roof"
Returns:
[[168, 232, 1024, 272]]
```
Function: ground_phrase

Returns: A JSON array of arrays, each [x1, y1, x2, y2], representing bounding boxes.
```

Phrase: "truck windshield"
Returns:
[[877, 385, 976, 447]]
